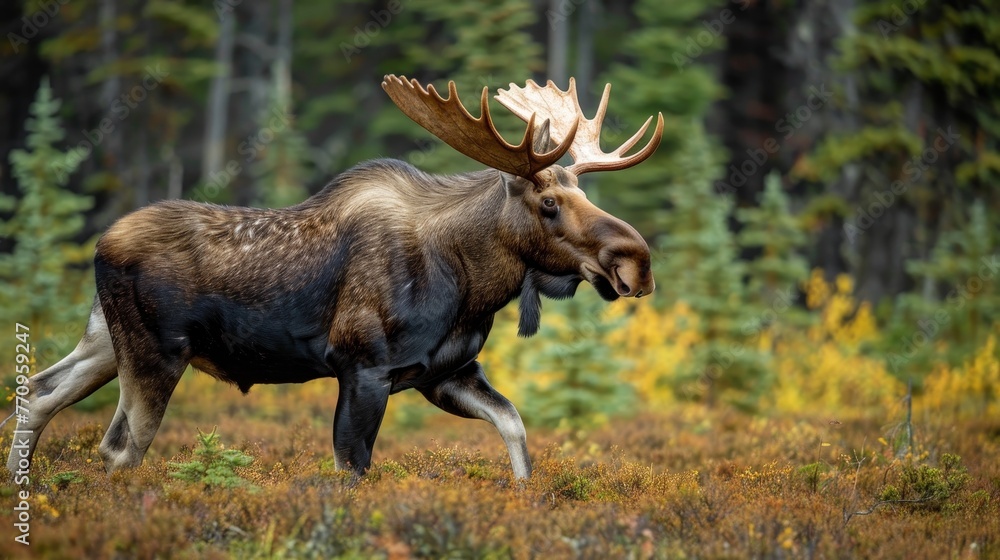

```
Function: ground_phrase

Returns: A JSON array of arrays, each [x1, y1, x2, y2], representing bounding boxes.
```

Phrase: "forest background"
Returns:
[[0, 0, 998, 557]]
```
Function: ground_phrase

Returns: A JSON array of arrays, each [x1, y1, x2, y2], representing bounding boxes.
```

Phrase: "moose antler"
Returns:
[[382, 75, 579, 179], [495, 78, 664, 175]]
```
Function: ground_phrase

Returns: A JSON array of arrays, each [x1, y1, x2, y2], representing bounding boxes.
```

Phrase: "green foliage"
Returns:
[[368, 459, 410, 482], [551, 471, 595, 501], [45, 470, 85, 490], [521, 291, 635, 429], [254, 84, 311, 208], [656, 127, 770, 410], [737, 173, 810, 308], [400, 0, 544, 173], [295, 0, 545, 177], [794, 0, 1000, 383], [797, 462, 830, 493], [883, 201, 1000, 377], [242, 506, 370, 559], [0, 77, 94, 364], [877, 484, 901, 502], [597, 0, 726, 236], [880, 454, 971, 508], [143, 1, 219, 45], [168, 428, 257, 490]]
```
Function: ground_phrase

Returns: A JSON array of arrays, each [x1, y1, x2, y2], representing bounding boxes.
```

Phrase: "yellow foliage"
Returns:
[[607, 299, 701, 409], [472, 268, 1000, 419], [804, 268, 832, 310], [922, 334, 1000, 417], [768, 271, 903, 414]]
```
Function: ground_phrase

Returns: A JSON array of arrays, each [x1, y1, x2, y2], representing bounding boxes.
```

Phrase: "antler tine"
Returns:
[[382, 74, 576, 179], [567, 112, 664, 175], [495, 78, 664, 176], [591, 83, 610, 129]]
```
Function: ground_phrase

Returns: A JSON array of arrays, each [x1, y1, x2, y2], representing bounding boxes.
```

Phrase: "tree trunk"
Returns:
[[574, 0, 596, 109], [276, 0, 293, 109], [547, 0, 568, 86], [99, 0, 121, 174], [233, 2, 272, 205], [201, 14, 236, 186]]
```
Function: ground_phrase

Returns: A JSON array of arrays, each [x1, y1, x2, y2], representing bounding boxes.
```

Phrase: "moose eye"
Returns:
[[541, 197, 558, 218]]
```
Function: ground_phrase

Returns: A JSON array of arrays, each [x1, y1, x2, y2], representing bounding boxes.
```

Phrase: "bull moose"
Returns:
[[6, 75, 662, 480]]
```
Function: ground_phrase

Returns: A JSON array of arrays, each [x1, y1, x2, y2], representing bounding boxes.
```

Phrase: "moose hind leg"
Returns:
[[6, 302, 119, 475], [99, 354, 185, 473], [419, 361, 531, 479]]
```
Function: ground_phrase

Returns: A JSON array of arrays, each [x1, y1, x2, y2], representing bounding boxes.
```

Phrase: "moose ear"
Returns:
[[502, 173, 532, 198]]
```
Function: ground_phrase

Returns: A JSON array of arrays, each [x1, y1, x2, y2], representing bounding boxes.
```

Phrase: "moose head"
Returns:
[[382, 75, 662, 307]]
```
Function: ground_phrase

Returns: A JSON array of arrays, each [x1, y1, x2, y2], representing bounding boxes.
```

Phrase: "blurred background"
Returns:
[[0, 0, 997, 428]]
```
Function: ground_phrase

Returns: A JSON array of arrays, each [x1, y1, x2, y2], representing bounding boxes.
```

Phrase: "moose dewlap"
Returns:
[[6, 75, 663, 480]]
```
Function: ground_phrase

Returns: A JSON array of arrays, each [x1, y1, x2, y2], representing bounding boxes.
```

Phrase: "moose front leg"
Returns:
[[333, 372, 391, 478], [419, 361, 531, 479]]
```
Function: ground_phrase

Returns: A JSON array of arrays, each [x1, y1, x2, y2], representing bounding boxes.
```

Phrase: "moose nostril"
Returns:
[[636, 290, 644, 297]]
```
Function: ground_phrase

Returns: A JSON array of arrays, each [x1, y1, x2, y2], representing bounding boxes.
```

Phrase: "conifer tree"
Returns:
[[0, 78, 94, 364], [521, 291, 634, 429], [658, 126, 770, 409], [254, 80, 311, 209], [736, 173, 810, 314], [596, 0, 726, 237], [399, 0, 544, 173], [805, 0, 1000, 301], [886, 201, 1000, 376]]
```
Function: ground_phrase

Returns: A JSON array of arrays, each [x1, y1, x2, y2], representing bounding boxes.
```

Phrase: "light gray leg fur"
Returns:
[[420, 362, 531, 479], [97, 355, 184, 473], [6, 302, 119, 475]]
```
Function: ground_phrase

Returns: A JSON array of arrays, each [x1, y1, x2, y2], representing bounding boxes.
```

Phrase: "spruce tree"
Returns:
[[0, 78, 94, 365], [736, 172, 810, 315], [658, 126, 770, 410], [596, 0, 726, 237], [399, 0, 544, 174], [806, 0, 1000, 301], [254, 81, 311, 209], [520, 291, 634, 429], [886, 201, 1000, 376]]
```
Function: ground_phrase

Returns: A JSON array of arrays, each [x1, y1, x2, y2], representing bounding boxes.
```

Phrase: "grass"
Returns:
[[1, 396, 998, 559]]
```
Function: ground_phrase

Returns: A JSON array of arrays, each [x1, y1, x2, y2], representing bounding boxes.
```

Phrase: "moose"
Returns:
[[6, 75, 662, 480]]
